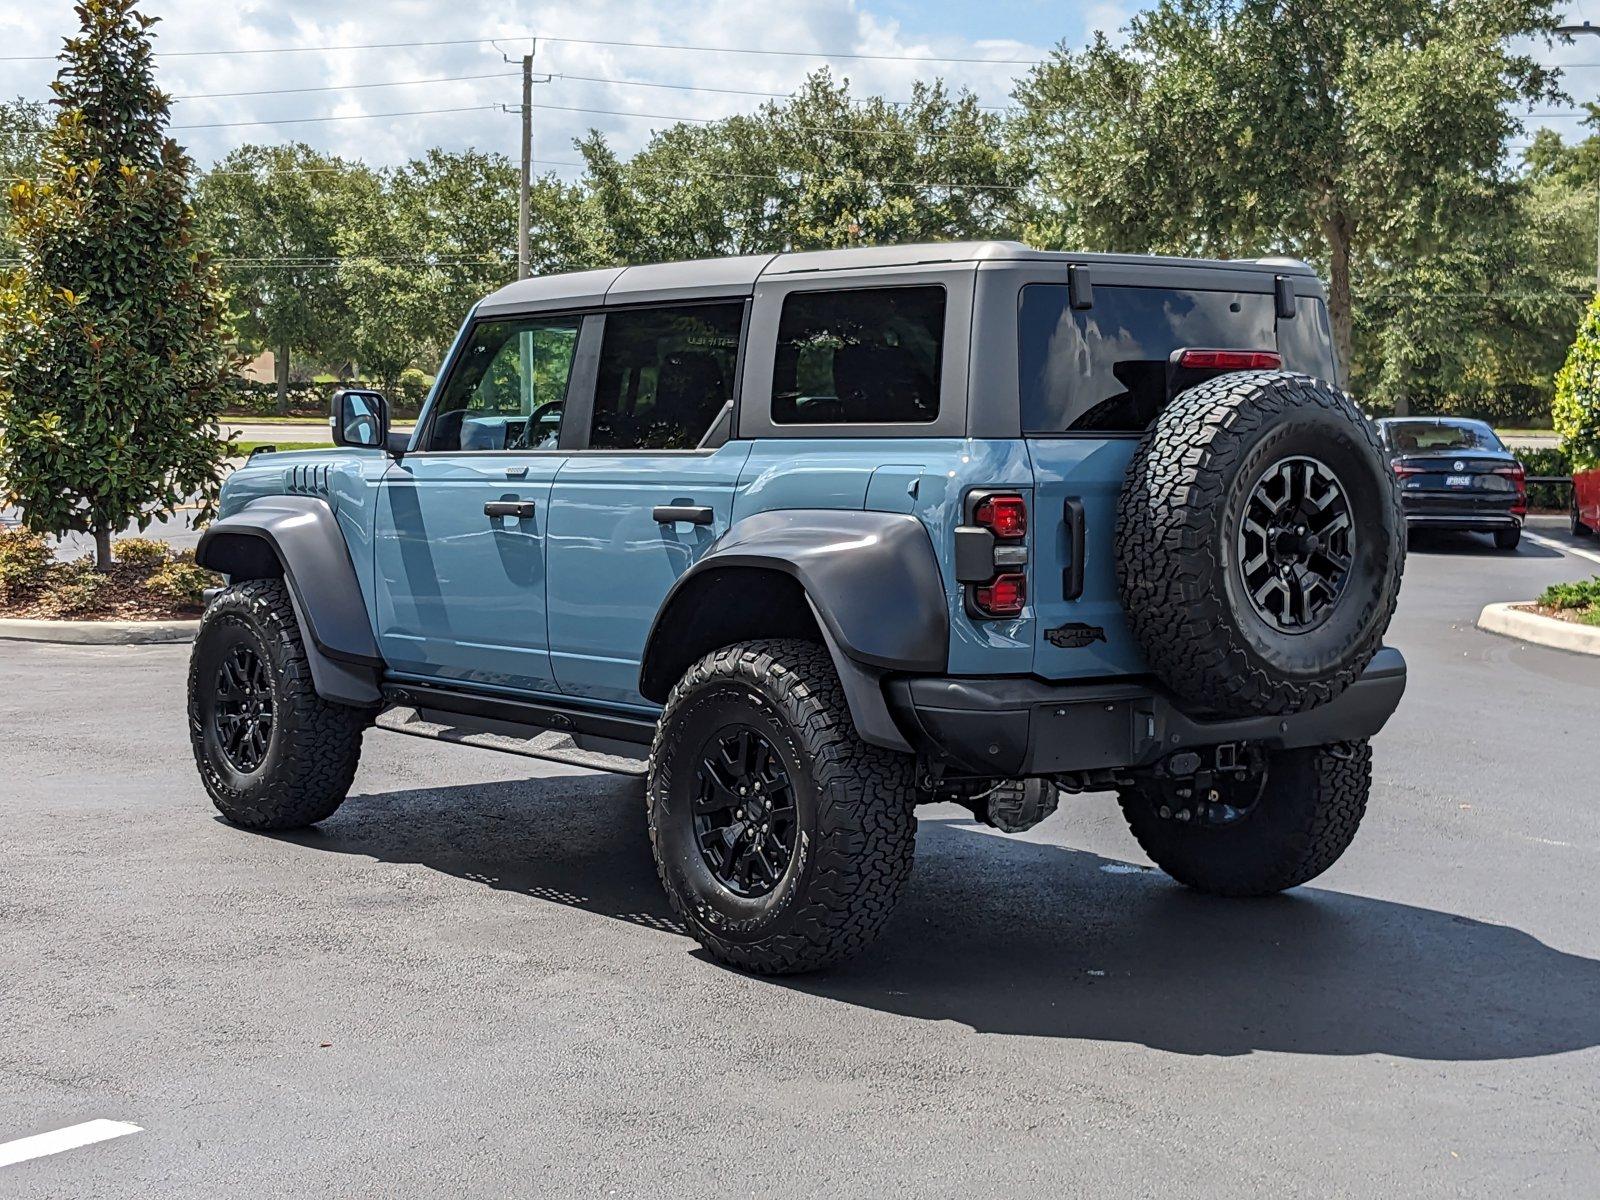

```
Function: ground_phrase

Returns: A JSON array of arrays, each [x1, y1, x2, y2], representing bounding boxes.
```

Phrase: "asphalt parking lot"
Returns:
[[2, 516, 1598, 1198]]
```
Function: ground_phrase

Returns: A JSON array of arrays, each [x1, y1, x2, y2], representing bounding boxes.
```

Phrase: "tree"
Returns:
[[0, 97, 51, 260], [1009, 0, 1562, 400], [1554, 294, 1600, 469], [580, 69, 1027, 263], [0, 0, 232, 569], [195, 144, 367, 412]]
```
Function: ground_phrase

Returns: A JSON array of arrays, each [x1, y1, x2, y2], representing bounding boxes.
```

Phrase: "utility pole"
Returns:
[[518, 42, 535, 280], [1556, 23, 1600, 292]]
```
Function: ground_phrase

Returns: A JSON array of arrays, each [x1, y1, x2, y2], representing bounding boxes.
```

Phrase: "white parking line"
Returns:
[[0, 1120, 142, 1169], [1524, 531, 1600, 568]]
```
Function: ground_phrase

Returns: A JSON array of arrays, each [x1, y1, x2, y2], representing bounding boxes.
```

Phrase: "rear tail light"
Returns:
[[1392, 461, 1425, 477], [973, 573, 1027, 617], [1494, 463, 1528, 514], [1177, 349, 1283, 371], [960, 491, 1030, 618], [973, 493, 1027, 541]]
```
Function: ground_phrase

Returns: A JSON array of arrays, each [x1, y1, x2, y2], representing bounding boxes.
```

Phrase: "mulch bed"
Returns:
[[1515, 602, 1600, 627], [1, 562, 205, 622]]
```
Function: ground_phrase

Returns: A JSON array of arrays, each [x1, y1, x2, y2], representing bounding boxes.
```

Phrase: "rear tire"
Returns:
[[188, 579, 367, 830], [1117, 741, 1372, 897], [647, 639, 917, 975], [1494, 526, 1521, 551]]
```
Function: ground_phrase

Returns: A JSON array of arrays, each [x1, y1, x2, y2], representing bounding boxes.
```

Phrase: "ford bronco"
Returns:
[[189, 241, 1407, 974]]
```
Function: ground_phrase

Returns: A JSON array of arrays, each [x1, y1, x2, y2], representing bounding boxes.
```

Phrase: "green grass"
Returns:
[[221, 414, 415, 427], [235, 440, 327, 455]]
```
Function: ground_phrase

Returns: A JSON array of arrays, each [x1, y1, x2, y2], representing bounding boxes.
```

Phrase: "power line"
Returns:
[[170, 71, 520, 102], [172, 105, 499, 130], [0, 31, 1040, 67]]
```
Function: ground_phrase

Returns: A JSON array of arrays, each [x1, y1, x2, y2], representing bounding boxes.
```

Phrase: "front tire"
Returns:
[[647, 639, 917, 975], [1117, 741, 1372, 897], [188, 579, 367, 830]]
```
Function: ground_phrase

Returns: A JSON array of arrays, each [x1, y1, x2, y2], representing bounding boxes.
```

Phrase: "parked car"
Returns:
[[1375, 417, 1527, 550], [188, 242, 1407, 974], [1573, 464, 1600, 538]]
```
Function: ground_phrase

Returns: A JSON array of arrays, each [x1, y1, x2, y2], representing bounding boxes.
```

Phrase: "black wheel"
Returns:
[[1573, 498, 1592, 538], [188, 578, 368, 830], [1118, 741, 1372, 896], [1117, 371, 1404, 716], [647, 639, 917, 975], [1494, 526, 1522, 551]]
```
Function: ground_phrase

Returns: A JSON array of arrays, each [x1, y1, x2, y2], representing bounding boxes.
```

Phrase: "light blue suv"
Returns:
[[189, 241, 1407, 974]]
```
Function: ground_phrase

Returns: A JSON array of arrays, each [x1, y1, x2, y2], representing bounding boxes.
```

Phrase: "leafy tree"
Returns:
[[0, 0, 232, 569], [0, 97, 51, 260], [1554, 294, 1600, 468], [1009, 0, 1562, 401], [580, 69, 1026, 263], [336, 149, 591, 390], [195, 143, 368, 412]]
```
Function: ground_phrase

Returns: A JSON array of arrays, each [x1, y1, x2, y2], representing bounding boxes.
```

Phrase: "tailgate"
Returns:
[[1026, 438, 1149, 680]]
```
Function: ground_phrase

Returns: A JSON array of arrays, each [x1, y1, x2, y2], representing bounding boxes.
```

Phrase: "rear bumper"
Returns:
[[1400, 493, 1522, 530], [887, 647, 1407, 777]]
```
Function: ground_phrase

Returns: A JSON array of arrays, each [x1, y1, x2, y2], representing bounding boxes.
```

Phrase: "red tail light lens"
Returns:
[[972, 572, 1026, 617], [1392, 461, 1425, 477], [973, 493, 1027, 541], [1178, 349, 1283, 371], [1493, 464, 1527, 513]]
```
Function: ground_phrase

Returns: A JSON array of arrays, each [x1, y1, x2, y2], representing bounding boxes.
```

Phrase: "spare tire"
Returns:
[[1115, 371, 1403, 716]]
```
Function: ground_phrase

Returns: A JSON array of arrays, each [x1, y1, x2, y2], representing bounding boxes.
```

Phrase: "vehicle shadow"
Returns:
[[271, 775, 1600, 1061], [1405, 528, 1562, 558]]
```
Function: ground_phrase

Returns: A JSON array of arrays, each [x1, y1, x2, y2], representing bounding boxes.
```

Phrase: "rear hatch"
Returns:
[[1019, 275, 1340, 680]]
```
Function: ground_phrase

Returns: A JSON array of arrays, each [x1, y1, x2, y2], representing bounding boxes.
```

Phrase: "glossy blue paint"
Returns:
[[545, 443, 754, 704], [372, 454, 565, 692], [1025, 436, 1148, 679]]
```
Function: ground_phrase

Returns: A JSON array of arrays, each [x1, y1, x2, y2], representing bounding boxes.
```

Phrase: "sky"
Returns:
[[3, 0, 1600, 181]]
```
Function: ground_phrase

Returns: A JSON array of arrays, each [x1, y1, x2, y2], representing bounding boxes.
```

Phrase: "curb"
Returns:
[[0, 617, 199, 645], [1477, 602, 1600, 657]]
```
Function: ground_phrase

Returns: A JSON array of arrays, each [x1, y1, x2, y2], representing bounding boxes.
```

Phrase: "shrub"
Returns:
[[144, 555, 218, 606], [39, 558, 109, 616], [0, 527, 54, 601], [112, 536, 170, 568], [1516, 446, 1573, 510], [1538, 575, 1600, 612], [1553, 295, 1600, 470]]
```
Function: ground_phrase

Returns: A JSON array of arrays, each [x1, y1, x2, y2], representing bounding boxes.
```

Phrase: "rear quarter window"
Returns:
[[1019, 283, 1338, 434]]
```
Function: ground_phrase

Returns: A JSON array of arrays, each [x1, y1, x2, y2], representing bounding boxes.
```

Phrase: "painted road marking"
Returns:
[[0, 1120, 142, 1168], [1525, 531, 1600, 568]]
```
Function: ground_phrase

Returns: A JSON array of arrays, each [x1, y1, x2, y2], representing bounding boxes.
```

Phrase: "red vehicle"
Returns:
[[1574, 465, 1600, 538]]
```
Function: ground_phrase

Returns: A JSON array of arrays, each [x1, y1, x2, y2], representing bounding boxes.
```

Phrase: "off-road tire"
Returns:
[[188, 578, 367, 829], [1117, 371, 1404, 716], [1494, 526, 1522, 551], [647, 639, 917, 975], [1118, 740, 1372, 897]]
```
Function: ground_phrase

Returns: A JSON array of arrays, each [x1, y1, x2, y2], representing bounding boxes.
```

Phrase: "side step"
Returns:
[[375, 705, 651, 777]]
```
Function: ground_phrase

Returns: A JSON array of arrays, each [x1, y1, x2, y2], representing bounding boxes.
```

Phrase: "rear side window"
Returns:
[[1018, 284, 1336, 434], [771, 286, 945, 425], [590, 303, 744, 450]]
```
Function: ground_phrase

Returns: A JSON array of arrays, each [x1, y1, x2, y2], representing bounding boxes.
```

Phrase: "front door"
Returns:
[[373, 313, 582, 694], [546, 301, 751, 706]]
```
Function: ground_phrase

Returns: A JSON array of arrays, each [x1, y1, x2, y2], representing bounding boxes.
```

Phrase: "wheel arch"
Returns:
[[640, 510, 951, 753], [196, 497, 382, 706]]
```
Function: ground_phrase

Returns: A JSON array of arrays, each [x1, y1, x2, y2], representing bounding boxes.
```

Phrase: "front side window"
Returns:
[[426, 316, 581, 452], [589, 303, 744, 450], [771, 286, 946, 425], [1018, 284, 1336, 434]]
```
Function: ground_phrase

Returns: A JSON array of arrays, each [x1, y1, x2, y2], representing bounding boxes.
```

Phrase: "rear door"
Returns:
[[545, 301, 752, 706], [1018, 275, 1339, 680]]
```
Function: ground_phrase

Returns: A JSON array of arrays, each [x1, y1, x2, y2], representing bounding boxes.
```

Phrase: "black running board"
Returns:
[[375, 706, 650, 776]]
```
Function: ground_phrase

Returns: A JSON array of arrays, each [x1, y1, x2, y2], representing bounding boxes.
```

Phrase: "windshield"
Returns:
[[1381, 421, 1504, 454]]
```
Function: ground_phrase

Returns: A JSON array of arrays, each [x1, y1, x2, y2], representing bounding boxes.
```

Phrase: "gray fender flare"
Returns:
[[640, 510, 950, 753], [195, 496, 383, 707]]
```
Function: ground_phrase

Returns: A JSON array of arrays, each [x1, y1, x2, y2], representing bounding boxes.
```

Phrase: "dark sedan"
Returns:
[[1376, 418, 1527, 550]]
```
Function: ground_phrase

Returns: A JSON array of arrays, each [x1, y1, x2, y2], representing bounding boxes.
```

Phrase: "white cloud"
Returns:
[[0, 0, 1056, 177]]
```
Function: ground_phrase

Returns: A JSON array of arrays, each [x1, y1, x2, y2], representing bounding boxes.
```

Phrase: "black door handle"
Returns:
[[485, 500, 536, 519], [652, 505, 714, 526]]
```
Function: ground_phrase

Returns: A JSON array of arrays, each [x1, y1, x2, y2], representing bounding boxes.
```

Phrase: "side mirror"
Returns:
[[331, 388, 390, 451]]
